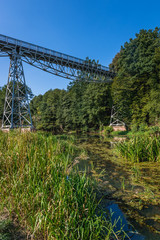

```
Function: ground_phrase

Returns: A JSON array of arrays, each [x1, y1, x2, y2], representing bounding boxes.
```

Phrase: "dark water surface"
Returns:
[[75, 134, 160, 240], [107, 202, 144, 240]]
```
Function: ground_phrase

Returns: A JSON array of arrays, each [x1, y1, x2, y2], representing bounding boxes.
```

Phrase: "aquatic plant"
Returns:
[[131, 165, 141, 181], [116, 135, 160, 162], [0, 131, 125, 239], [121, 177, 126, 191]]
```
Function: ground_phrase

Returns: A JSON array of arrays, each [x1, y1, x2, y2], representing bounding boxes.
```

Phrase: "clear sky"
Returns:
[[0, 0, 159, 96]]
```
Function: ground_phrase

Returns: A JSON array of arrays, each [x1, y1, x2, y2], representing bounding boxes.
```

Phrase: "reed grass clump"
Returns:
[[116, 135, 160, 162], [0, 131, 119, 239]]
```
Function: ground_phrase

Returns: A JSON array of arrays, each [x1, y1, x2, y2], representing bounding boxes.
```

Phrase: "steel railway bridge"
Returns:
[[0, 34, 115, 130]]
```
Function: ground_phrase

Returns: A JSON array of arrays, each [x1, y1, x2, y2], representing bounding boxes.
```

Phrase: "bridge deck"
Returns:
[[0, 34, 115, 78]]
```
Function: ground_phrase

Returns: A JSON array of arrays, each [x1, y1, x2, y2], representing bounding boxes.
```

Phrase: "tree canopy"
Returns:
[[30, 79, 112, 132], [111, 27, 160, 126]]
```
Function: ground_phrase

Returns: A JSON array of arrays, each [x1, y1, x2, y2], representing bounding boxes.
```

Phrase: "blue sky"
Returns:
[[0, 0, 159, 96]]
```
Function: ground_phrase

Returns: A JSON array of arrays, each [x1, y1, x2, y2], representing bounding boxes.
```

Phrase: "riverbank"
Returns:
[[1, 131, 160, 239], [101, 124, 160, 139], [0, 131, 127, 240]]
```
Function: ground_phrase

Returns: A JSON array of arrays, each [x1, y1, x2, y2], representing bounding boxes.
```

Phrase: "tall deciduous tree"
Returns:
[[111, 27, 160, 126]]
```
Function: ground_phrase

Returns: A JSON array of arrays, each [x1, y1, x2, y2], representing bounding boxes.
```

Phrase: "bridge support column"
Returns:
[[1, 52, 33, 130], [110, 105, 126, 131]]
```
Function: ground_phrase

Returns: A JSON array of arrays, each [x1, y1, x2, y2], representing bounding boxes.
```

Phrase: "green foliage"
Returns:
[[0, 220, 18, 240], [30, 71, 112, 132], [0, 131, 118, 239], [131, 165, 141, 181], [111, 27, 160, 126], [149, 125, 160, 135], [138, 123, 149, 132], [131, 124, 139, 133], [103, 126, 113, 135], [116, 135, 160, 163], [111, 130, 128, 136], [128, 125, 160, 137]]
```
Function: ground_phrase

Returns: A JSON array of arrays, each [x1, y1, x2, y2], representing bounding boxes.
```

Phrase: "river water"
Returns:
[[74, 134, 160, 240]]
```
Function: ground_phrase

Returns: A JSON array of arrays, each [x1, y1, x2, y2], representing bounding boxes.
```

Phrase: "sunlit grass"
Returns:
[[0, 131, 125, 239], [116, 135, 160, 163]]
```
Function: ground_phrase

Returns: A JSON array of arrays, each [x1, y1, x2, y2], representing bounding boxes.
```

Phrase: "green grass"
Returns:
[[116, 135, 160, 163], [0, 220, 13, 240], [102, 125, 160, 138], [0, 131, 125, 239], [111, 130, 129, 136]]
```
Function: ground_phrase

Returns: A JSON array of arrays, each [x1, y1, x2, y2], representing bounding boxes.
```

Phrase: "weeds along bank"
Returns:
[[116, 135, 160, 163], [102, 124, 160, 162], [0, 131, 121, 240]]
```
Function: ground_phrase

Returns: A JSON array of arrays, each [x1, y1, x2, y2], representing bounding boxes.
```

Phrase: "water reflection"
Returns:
[[107, 202, 145, 240], [75, 134, 160, 240], [76, 157, 145, 239], [76, 159, 92, 172]]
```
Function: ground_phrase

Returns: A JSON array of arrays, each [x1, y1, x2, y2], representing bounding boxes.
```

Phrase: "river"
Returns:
[[74, 134, 160, 240]]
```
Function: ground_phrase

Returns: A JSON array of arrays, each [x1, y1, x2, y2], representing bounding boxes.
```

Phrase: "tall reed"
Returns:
[[116, 135, 160, 163], [0, 131, 123, 239]]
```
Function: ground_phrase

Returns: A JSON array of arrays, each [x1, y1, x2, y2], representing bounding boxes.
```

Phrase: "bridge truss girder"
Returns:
[[0, 34, 115, 82], [21, 52, 113, 82]]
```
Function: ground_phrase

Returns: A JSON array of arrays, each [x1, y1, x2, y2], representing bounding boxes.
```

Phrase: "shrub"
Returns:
[[149, 126, 160, 136], [103, 126, 113, 135], [130, 124, 138, 133], [139, 123, 148, 132]]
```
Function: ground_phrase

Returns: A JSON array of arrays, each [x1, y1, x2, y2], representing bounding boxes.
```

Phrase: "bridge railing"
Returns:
[[0, 34, 111, 73]]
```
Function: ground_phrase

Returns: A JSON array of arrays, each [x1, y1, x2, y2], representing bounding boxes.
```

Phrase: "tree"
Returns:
[[30, 58, 113, 132], [111, 27, 160, 126]]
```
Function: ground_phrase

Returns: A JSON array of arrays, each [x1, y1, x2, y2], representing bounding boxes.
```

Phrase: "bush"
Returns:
[[130, 124, 138, 133], [103, 126, 113, 135], [139, 123, 149, 132], [149, 126, 160, 136]]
